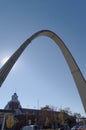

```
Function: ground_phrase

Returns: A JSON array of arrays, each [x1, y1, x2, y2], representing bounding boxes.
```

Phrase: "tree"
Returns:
[[64, 107, 72, 115], [74, 113, 81, 123], [45, 117, 50, 128], [58, 110, 65, 125], [40, 105, 58, 128]]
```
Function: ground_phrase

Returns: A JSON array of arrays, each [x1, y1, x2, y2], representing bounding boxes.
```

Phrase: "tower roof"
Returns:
[[4, 93, 22, 110]]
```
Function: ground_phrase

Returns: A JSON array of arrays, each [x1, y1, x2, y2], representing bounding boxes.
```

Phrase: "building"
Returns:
[[0, 93, 40, 130], [0, 93, 76, 130]]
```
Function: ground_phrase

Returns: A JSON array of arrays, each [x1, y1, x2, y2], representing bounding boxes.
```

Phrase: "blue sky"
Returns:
[[0, 0, 86, 116]]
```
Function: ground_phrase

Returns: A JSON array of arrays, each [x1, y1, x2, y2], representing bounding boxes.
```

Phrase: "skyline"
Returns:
[[0, 0, 86, 116]]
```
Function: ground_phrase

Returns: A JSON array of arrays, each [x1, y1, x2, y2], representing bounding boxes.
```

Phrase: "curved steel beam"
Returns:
[[0, 30, 86, 112]]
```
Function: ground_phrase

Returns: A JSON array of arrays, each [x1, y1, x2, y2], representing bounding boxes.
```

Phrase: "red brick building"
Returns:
[[0, 93, 76, 130], [0, 93, 41, 130]]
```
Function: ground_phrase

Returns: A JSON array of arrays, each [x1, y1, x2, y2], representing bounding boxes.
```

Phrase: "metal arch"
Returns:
[[0, 30, 86, 112]]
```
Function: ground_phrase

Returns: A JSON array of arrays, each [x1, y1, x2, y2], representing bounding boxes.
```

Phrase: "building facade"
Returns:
[[0, 93, 76, 130], [1, 93, 40, 130]]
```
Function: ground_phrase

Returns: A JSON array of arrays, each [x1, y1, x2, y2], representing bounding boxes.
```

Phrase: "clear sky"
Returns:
[[0, 0, 86, 116]]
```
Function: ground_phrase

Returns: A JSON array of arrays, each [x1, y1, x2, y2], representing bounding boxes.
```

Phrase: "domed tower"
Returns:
[[4, 93, 22, 110]]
